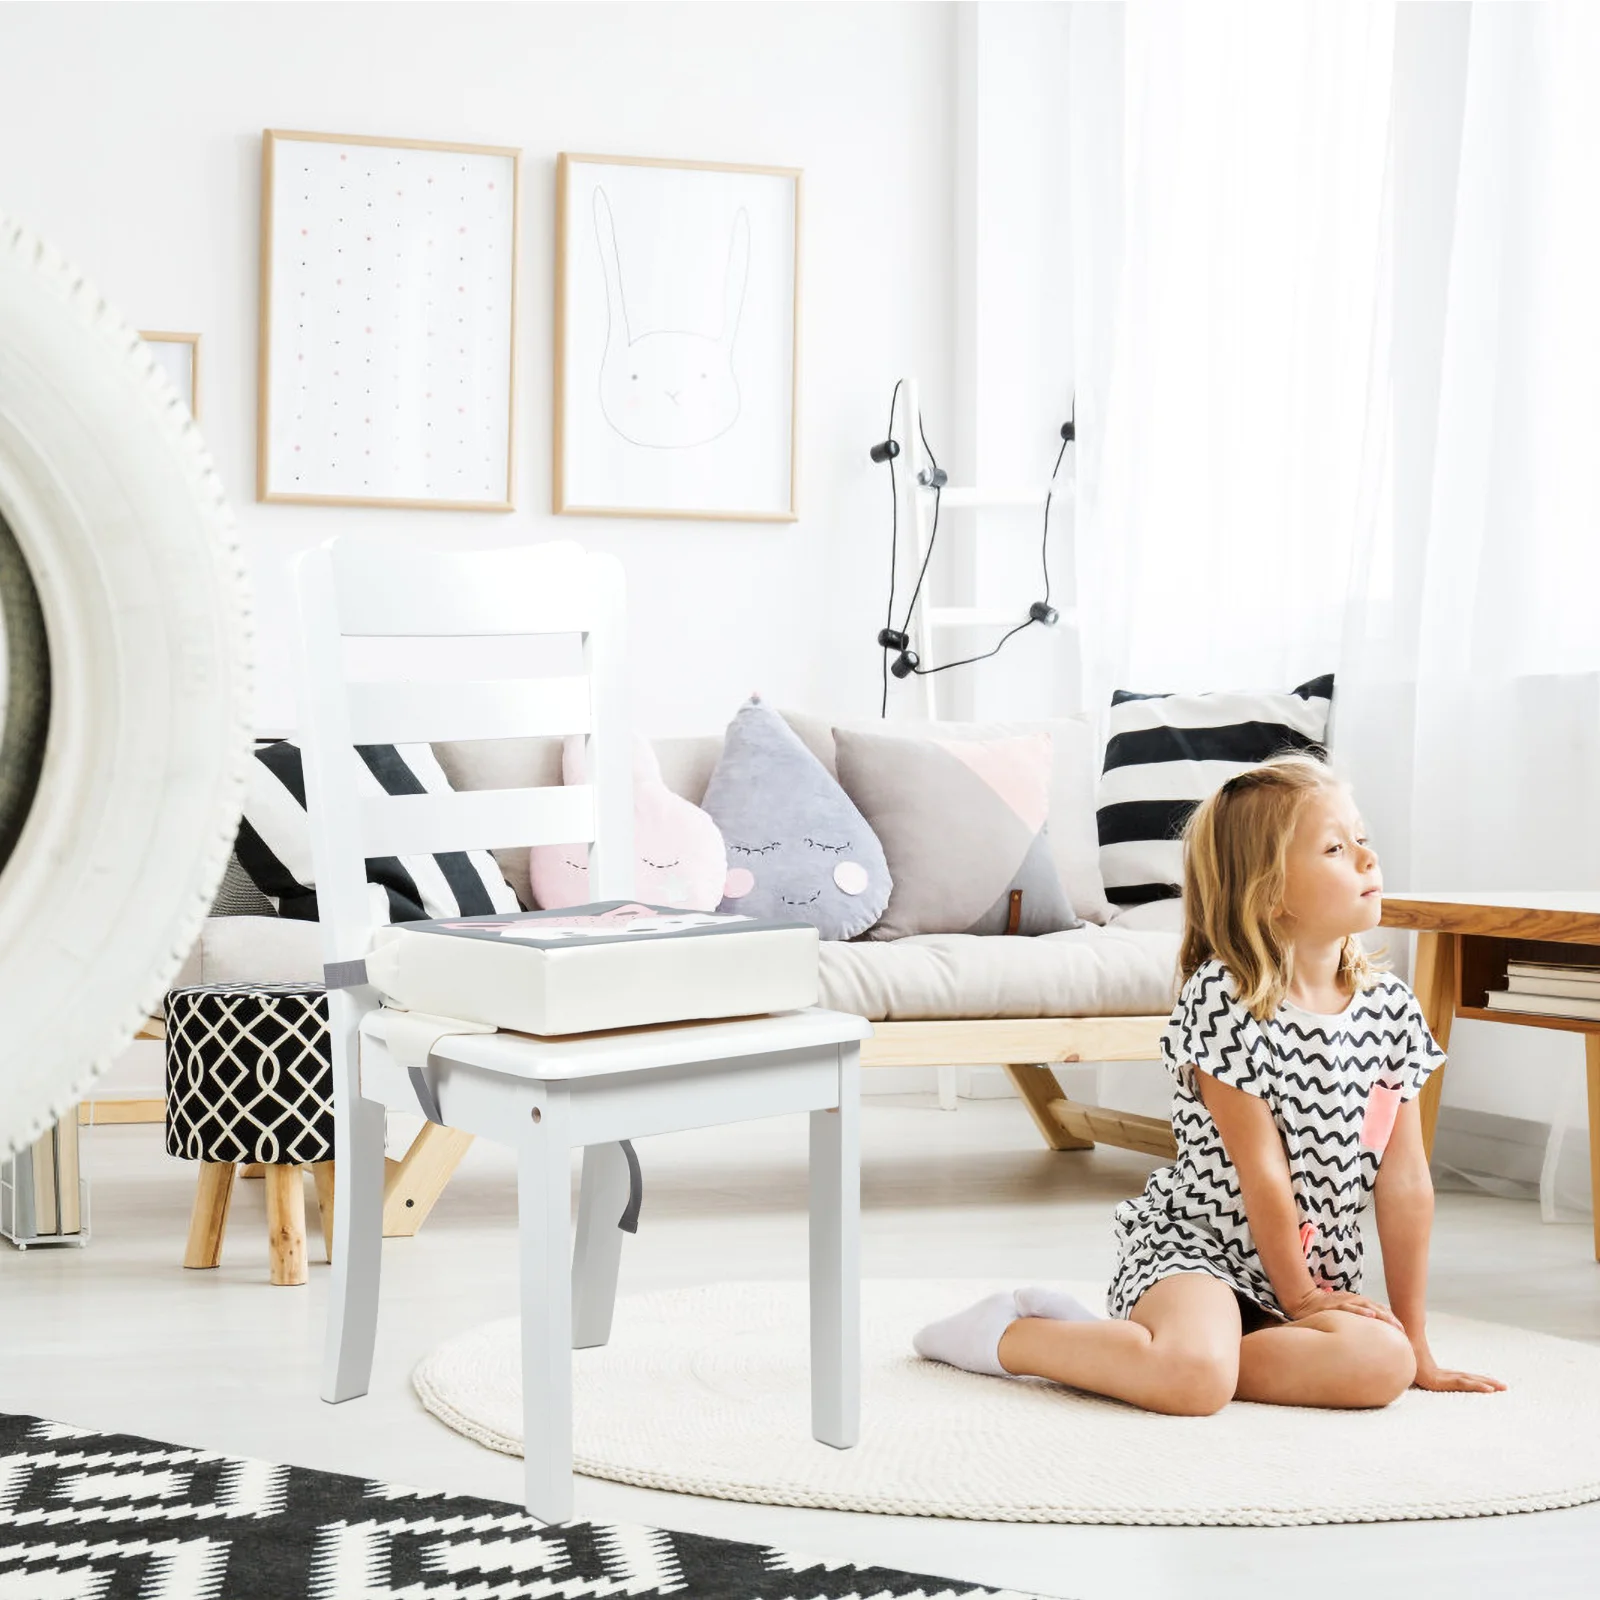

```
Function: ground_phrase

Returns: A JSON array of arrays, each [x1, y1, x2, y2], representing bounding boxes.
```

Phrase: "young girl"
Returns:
[[914, 754, 1505, 1413]]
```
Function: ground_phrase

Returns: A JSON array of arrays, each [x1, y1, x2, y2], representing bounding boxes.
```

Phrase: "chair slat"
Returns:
[[345, 677, 593, 745], [330, 541, 597, 637], [361, 785, 595, 858]]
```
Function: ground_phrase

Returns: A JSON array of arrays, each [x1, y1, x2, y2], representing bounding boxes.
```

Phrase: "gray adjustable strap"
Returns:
[[618, 1140, 642, 1234], [323, 959, 369, 990], [365, 1007, 497, 1129], [408, 1067, 445, 1126]]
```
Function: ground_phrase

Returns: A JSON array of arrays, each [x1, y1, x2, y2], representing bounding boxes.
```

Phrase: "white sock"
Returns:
[[912, 1291, 1020, 1377], [1014, 1285, 1100, 1323]]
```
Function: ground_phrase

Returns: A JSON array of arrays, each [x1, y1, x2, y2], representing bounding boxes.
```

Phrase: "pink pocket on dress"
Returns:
[[1360, 1082, 1404, 1154]]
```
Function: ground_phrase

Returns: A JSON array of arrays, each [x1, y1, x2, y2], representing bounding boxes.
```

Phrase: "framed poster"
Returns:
[[258, 129, 520, 511], [554, 152, 801, 522], [141, 331, 200, 421]]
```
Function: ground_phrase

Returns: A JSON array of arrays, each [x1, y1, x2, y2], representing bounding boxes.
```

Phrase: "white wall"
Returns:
[[0, 1, 956, 738]]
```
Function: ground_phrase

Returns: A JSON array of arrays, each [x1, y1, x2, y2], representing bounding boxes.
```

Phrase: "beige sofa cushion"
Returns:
[[175, 915, 323, 987], [182, 912, 1179, 1027], [818, 925, 1180, 1023]]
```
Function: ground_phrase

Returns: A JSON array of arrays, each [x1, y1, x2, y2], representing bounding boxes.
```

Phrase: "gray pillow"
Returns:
[[833, 725, 1080, 939], [700, 697, 891, 940]]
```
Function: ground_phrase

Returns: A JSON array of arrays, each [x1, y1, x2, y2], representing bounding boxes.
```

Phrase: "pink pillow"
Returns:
[[528, 735, 728, 911]]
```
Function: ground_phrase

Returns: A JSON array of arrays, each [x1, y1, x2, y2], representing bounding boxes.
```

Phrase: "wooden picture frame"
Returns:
[[140, 331, 201, 421], [554, 152, 801, 523], [258, 128, 521, 512]]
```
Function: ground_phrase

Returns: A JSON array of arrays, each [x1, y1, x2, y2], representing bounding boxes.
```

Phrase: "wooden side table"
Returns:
[[1382, 892, 1600, 1261]]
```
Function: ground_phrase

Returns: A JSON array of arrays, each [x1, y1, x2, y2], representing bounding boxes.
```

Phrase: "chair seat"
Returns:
[[816, 924, 1182, 1023], [360, 1003, 870, 1083]]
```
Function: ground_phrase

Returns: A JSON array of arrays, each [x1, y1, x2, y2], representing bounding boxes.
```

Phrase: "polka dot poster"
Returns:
[[260, 131, 518, 509]]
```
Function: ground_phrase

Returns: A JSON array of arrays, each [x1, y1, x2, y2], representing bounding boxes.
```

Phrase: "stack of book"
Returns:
[[1485, 960, 1600, 1022], [0, 1116, 83, 1244]]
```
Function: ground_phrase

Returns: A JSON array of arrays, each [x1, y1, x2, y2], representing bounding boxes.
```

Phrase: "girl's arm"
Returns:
[[1374, 1098, 1506, 1392], [1372, 1097, 1433, 1341], [1196, 1069, 1398, 1324]]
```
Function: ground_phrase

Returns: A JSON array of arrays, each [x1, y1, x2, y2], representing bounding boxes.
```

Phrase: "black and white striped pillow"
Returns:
[[236, 741, 521, 925], [1096, 674, 1334, 908]]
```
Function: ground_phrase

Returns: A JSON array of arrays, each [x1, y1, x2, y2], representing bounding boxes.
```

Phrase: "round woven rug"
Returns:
[[413, 1279, 1600, 1526]]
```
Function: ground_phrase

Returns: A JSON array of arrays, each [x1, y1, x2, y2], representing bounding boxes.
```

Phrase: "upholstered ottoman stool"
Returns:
[[164, 982, 335, 1285]]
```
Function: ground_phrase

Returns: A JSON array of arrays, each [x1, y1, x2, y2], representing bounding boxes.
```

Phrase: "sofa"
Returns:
[[172, 710, 1184, 1234]]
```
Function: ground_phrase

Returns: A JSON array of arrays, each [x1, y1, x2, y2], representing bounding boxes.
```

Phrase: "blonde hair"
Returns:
[[1179, 753, 1385, 1021]]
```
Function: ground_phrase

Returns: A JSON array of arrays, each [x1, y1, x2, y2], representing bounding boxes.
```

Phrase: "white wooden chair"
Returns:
[[292, 537, 868, 1524]]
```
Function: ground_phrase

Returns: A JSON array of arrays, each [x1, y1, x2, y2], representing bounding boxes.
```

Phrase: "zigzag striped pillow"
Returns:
[[1096, 674, 1334, 909], [235, 740, 521, 925]]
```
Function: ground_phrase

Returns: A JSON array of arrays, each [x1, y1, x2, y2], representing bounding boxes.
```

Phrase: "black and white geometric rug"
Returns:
[[0, 1412, 1048, 1599]]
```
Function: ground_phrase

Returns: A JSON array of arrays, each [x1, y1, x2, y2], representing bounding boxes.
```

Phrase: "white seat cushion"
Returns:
[[817, 925, 1181, 1022]]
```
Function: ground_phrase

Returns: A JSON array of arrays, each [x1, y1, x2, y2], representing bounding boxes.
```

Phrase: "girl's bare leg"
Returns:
[[996, 1273, 1244, 1416], [1234, 1308, 1416, 1408]]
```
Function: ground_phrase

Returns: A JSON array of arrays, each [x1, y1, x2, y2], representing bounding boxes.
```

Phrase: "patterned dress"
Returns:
[[1106, 957, 1445, 1321]]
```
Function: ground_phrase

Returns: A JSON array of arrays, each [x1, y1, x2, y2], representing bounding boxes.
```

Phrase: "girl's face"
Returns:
[[1278, 786, 1382, 941]]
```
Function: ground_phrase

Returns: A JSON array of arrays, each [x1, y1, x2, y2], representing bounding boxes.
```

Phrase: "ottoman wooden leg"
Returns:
[[312, 1161, 335, 1264], [241, 1163, 265, 1179], [265, 1164, 308, 1286], [184, 1161, 237, 1269]]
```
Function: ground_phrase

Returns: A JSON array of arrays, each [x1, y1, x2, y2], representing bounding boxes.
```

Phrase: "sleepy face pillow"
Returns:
[[699, 697, 891, 940], [528, 735, 727, 912]]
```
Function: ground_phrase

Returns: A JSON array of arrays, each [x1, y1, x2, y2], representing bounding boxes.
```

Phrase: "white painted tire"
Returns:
[[0, 214, 252, 1156]]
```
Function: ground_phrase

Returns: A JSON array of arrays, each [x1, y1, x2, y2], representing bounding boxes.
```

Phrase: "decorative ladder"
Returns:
[[885, 376, 1079, 1107]]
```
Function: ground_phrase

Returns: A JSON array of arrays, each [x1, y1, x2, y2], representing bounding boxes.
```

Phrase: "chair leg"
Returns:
[[571, 1142, 630, 1350], [518, 1090, 574, 1523], [183, 1161, 236, 1269], [321, 1092, 387, 1403], [936, 1065, 959, 1111], [265, 1165, 308, 1286], [809, 1043, 861, 1450], [312, 1160, 336, 1263]]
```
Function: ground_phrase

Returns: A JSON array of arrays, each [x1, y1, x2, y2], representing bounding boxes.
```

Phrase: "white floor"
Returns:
[[4, 1094, 1599, 1600]]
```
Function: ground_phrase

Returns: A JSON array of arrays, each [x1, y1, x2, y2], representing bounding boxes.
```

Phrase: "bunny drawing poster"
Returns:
[[555, 153, 800, 521]]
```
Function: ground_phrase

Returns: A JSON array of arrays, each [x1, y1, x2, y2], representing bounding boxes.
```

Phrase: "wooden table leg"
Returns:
[[1412, 931, 1458, 1162], [1586, 1037, 1600, 1264], [312, 1160, 335, 1263], [265, 1164, 308, 1286], [183, 1161, 236, 1269], [1004, 1063, 1094, 1151]]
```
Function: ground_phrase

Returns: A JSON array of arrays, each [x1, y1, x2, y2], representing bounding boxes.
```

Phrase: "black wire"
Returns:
[[906, 425, 1072, 679], [1038, 434, 1069, 607], [879, 380, 903, 718], [911, 616, 1039, 675]]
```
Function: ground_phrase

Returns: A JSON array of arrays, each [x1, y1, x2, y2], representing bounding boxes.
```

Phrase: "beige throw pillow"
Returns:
[[780, 710, 1114, 924], [832, 727, 1081, 941]]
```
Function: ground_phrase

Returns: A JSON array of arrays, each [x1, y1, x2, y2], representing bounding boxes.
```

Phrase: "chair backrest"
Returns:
[[292, 537, 635, 972]]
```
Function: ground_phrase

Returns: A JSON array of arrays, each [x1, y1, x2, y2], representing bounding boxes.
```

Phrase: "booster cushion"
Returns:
[[364, 900, 819, 1037]]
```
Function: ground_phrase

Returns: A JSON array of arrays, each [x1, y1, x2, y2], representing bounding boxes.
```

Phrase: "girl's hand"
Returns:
[[1282, 1286, 1406, 1330], [1413, 1353, 1507, 1394]]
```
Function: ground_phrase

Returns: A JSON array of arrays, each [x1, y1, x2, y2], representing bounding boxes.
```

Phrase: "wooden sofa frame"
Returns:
[[380, 1014, 1177, 1236]]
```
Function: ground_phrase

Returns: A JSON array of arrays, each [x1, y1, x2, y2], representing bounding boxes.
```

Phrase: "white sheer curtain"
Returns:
[[1066, 1, 1600, 1214], [1349, 2, 1600, 1218], [1067, 0, 1394, 721]]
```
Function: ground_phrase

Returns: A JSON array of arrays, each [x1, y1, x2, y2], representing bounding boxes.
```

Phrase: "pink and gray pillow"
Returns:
[[832, 727, 1079, 940], [700, 698, 891, 940]]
